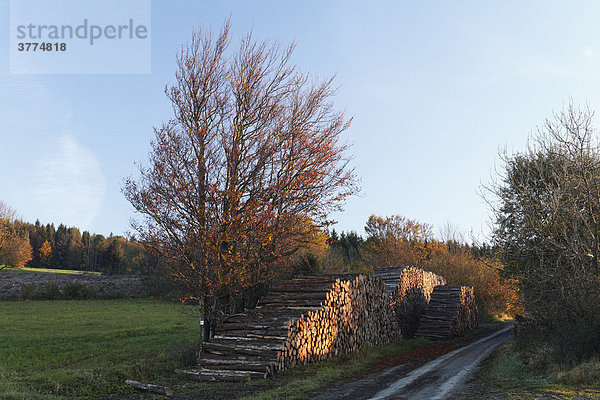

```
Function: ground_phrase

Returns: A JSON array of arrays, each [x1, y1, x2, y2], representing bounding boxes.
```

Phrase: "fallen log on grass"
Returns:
[[125, 380, 173, 397]]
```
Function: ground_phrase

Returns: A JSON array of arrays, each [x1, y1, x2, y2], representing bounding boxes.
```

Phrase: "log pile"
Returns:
[[373, 266, 406, 293], [180, 275, 338, 381], [385, 266, 446, 338], [278, 274, 399, 370], [394, 266, 446, 302], [180, 274, 398, 381], [415, 285, 478, 340], [180, 269, 477, 382]]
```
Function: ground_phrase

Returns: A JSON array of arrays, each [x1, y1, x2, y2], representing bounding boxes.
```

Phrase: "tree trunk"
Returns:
[[200, 297, 210, 342]]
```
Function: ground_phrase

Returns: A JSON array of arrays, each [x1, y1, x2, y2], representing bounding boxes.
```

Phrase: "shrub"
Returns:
[[168, 340, 202, 367], [513, 276, 600, 370], [63, 283, 96, 300], [423, 244, 518, 317], [555, 358, 600, 385], [43, 282, 61, 300], [20, 283, 37, 300]]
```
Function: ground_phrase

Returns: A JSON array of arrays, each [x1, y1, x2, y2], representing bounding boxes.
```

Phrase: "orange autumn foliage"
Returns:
[[361, 214, 518, 316], [122, 20, 358, 337], [38, 240, 52, 266]]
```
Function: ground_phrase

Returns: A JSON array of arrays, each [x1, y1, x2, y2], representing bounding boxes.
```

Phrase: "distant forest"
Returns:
[[13, 220, 148, 274]]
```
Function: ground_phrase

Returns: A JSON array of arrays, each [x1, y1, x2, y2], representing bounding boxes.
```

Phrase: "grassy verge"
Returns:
[[169, 338, 434, 400], [472, 340, 600, 399], [0, 299, 198, 399]]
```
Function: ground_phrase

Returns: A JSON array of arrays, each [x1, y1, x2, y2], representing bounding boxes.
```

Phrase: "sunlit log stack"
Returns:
[[278, 274, 399, 371], [415, 285, 478, 340], [379, 266, 446, 338], [180, 274, 398, 381], [394, 266, 447, 302]]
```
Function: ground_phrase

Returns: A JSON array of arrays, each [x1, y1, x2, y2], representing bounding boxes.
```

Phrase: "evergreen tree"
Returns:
[[66, 228, 83, 269], [105, 238, 123, 275], [81, 231, 91, 271], [53, 224, 69, 268]]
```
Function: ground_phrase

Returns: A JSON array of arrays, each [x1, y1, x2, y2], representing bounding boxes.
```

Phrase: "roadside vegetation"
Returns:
[[486, 104, 600, 382], [456, 339, 600, 399], [293, 214, 517, 319]]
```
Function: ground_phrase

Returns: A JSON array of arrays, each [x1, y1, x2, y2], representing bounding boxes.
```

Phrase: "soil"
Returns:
[[0, 269, 147, 299]]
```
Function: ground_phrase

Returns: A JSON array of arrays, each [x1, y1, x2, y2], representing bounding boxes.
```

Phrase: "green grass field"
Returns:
[[0, 299, 199, 399], [1, 267, 102, 275]]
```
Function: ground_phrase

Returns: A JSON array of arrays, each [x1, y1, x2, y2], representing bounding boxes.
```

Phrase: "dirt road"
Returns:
[[313, 326, 513, 400]]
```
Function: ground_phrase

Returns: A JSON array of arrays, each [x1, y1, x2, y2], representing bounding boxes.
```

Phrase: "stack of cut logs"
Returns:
[[278, 274, 399, 370], [388, 266, 447, 338], [415, 285, 478, 340], [180, 275, 338, 381], [181, 268, 477, 382], [394, 266, 447, 302], [180, 274, 398, 381], [373, 266, 406, 293]]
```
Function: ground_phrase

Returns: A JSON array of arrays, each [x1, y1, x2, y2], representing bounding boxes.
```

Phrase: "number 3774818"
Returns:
[[17, 42, 67, 51]]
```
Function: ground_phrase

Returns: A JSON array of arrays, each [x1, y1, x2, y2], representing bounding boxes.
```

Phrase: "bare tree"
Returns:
[[489, 103, 600, 362], [123, 21, 357, 340]]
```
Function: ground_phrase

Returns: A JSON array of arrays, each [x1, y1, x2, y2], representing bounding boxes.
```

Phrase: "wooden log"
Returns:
[[199, 358, 274, 373], [202, 342, 280, 359], [219, 322, 289, 331], [125, 380, 173, 397], [205, 340, 282, 352], [178, 368, 265, 381]]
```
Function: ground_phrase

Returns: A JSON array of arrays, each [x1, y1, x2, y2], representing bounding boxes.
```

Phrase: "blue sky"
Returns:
[[2, 1, 600, 240]]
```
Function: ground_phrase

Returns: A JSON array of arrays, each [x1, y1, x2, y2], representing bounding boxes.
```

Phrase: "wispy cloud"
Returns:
[[584, 46, 599, 64], [31, 133, 106, 230]]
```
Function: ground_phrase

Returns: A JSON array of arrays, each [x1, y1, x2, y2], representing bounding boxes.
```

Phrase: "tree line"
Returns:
[[0, 202, 148, 274]]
